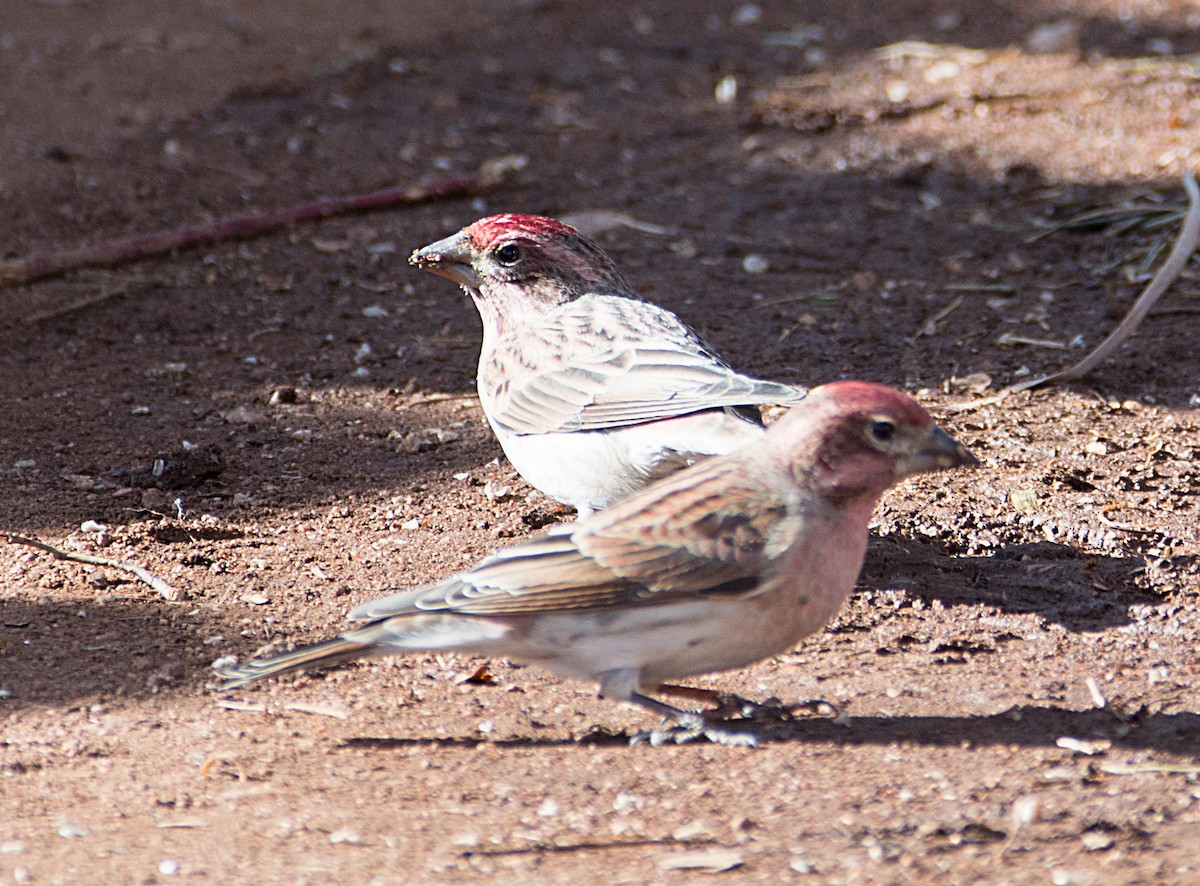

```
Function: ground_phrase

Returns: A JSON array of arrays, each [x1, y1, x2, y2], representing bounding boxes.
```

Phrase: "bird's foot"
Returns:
[[629, 713, 760, 748]]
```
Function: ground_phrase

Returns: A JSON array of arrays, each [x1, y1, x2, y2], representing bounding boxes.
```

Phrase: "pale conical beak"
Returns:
[[409, 231, 479, 288], [898, 424, 979, 479]]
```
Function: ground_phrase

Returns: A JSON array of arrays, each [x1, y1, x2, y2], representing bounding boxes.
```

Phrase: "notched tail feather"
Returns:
[[213, 636, 372, 690]]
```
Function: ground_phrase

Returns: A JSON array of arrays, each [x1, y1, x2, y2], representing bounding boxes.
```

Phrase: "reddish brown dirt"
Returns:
[[2, 1, 1199, 882]]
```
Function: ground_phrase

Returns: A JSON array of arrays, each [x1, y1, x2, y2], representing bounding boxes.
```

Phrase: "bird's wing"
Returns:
[[482, 296, 805, 435], [348, 459, 787, 620]]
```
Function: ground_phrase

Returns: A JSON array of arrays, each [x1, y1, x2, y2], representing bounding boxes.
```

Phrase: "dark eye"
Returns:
[[870, 419, 896, 442], [495, 243, 522, 266]]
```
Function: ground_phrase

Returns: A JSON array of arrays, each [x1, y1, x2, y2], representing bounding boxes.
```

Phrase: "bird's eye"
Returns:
[[494, 243, 522, 266], [870, 419, 896, 442]]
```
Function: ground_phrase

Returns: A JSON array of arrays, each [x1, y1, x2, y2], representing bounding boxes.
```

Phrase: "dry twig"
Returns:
[[3, 532, 178, 601], [0, 155, 525, 288]]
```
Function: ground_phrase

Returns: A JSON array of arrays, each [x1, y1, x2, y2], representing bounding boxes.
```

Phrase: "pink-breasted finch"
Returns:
[[216, 382, 978, 746]]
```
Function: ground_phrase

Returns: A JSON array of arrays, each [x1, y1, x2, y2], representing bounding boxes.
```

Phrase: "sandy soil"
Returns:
[[2, 1, 1199, 882]]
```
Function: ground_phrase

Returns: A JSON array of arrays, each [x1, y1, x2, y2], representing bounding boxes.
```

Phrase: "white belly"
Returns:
[[495, 410, 764, 515]]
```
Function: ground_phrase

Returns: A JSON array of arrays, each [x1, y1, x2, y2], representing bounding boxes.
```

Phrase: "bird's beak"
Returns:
[[897, 424, 979, 479], [409, 231, 480, 289]]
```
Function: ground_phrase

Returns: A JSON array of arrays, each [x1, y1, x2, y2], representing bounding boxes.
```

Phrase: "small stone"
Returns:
[[1012, 796, 1037, 825], [329, 828, 365, 845], [742, 254, 770, 274], [158, 859, 180, 876], [714, 75, 738, 104], [1081, 831, 1114, 851], [1009, 488, 1039, 514], [789, 856, 815, 874], [482, 480, 512, 502]]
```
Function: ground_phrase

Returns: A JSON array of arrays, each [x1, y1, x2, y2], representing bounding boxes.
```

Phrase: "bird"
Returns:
[[409, 213, 809, 516], [215, 381, 978, 746]]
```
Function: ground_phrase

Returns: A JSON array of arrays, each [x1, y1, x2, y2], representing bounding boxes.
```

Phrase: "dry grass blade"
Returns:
[[1027, 203, 1184, 242], [1022, 169, 1200, 390], [950, 169, 1200, 411]]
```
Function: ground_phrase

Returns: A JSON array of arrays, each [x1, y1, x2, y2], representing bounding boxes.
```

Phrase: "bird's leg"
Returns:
[[657, 683, 840, 721], [656, 683, 762, 719]]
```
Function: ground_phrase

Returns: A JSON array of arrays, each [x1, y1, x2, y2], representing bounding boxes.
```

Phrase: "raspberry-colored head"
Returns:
[[767, 381, 977, 502], [411, 213, 634, 307]]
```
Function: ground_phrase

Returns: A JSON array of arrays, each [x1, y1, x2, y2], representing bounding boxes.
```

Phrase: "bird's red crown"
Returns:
[[466, 214, 579, 250], [816, 381, 932, 427]]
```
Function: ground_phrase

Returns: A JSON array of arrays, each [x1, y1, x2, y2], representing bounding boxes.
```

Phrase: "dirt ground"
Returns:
[[2, 1, 1199, 882]]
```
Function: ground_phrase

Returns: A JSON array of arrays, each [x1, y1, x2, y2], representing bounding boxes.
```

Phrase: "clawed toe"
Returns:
[[629, 716, 760, 748], [627, 712, 759, 747], [704, 693, 837, 723]]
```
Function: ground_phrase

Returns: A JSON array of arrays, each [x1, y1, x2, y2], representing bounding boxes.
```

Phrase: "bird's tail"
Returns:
[[213, 635, 374, 690]]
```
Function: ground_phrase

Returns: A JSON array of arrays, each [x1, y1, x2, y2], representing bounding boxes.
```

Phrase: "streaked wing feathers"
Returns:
[[346, 462, 785, 621], [483, 295, 805, 434]]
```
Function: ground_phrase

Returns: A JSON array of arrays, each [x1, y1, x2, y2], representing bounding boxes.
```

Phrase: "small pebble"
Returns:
[[329, 828, 364, 845], [714, 75, 738, 104], [742, 254, 770, 274]]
